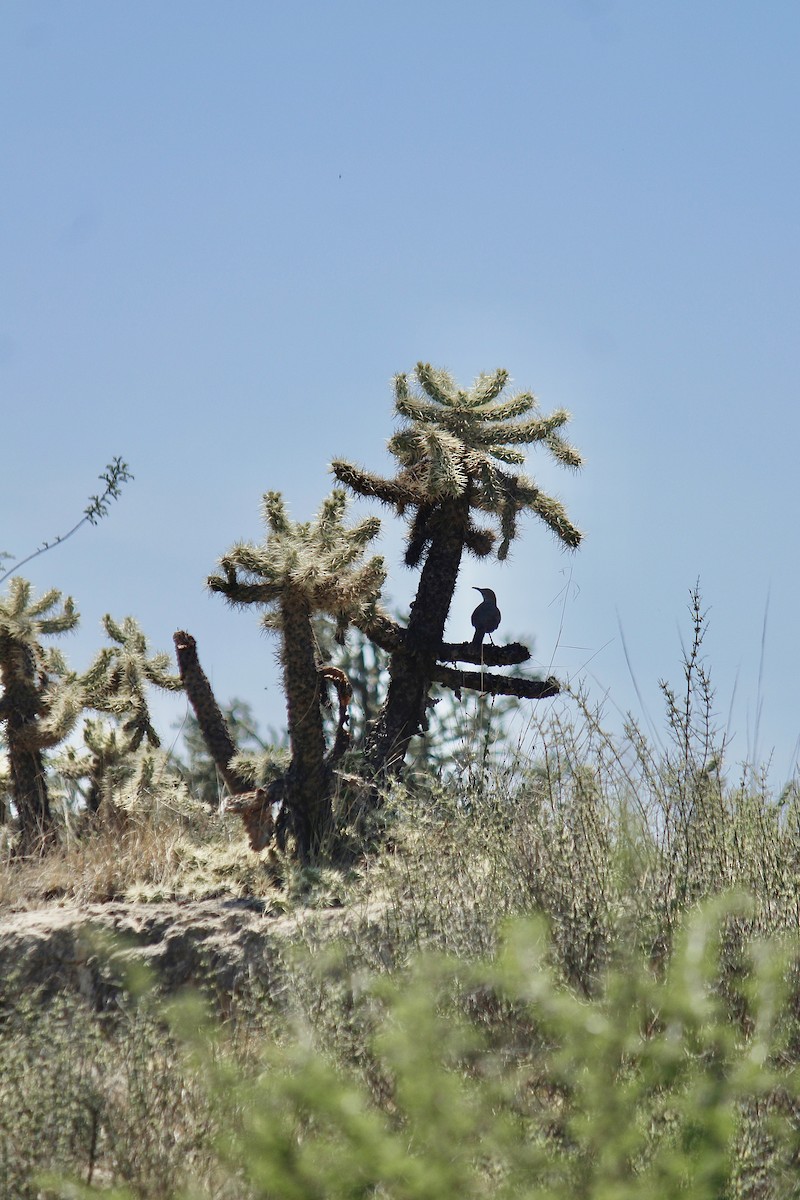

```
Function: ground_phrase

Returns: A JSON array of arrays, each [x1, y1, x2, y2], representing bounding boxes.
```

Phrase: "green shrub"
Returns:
[[0, 992, 216, 1200], [40, 896, 797, 1199], [195, 899, 800, 1199]]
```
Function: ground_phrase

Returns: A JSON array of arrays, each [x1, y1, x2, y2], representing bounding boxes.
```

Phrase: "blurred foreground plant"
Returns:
[[41, 894, 800, 1199]]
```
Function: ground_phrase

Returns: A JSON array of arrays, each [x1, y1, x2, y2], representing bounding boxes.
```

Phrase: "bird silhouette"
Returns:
[[470, 587, 501, 647]]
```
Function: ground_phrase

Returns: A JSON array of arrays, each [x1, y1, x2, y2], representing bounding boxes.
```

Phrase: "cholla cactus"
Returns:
[[55, 721, 196, 824], [213, 489, 385, 631], [397, 364, 581, 556], [0, 579, 186, 848], [0, 578, 82, 852], [208, 488, 385, 856], [335, 364, 581, 564], [55, 719, 130, 813], [83, 614, 183, 751], [332, 364, 582, 781]]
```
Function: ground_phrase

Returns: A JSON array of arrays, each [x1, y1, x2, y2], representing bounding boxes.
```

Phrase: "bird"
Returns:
[[470, 587, 501, 647]]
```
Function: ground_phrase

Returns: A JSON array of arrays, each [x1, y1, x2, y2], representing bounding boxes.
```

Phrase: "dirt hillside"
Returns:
[[0, 898, 384, 1008]]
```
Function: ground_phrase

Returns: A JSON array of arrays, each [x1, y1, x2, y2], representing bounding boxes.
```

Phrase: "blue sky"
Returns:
[[3, 1, 800, 780]]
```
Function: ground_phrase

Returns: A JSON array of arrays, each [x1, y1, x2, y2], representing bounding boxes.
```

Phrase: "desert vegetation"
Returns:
[[3, 376, 800, 1197], [2, 365, 578, 859], [4, 662, 800, 1197]]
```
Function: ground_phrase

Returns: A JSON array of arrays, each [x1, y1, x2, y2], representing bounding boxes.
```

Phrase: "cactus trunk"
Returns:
[[280, 593, 330, 857], [365, 494, 469, 780], [173, 631, 250, 798], [0, 639, 54, 853], [8, 742, 52, 854]]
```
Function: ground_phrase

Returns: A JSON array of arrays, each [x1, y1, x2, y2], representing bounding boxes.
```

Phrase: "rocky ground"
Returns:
[[0, 897, 387, 1010]]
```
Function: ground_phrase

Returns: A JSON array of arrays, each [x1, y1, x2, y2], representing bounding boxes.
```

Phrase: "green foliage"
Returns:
[[9, 384, 800, 1198], [25, 899, 800, 1199], [226, 903, 800, 1200], [0, 991, 215, 1200], [5, 596, 800, 1192]]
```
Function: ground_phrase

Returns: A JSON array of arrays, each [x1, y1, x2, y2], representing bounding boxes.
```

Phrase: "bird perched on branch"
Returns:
[[471, 587, 501, 647]]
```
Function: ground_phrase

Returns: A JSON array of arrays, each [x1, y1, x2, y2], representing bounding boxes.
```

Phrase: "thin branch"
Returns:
[[1, 458, 134, 585]]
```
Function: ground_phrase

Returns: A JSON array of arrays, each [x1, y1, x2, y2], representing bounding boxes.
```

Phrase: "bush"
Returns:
[[31, 896, 800, 1199]]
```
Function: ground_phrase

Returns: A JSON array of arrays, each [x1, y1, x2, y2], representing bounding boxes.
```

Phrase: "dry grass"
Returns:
[[0, 804, 278, 911]]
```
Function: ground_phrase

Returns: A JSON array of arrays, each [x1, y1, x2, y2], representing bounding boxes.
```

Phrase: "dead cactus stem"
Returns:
[[173, 630, 250, 796]]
